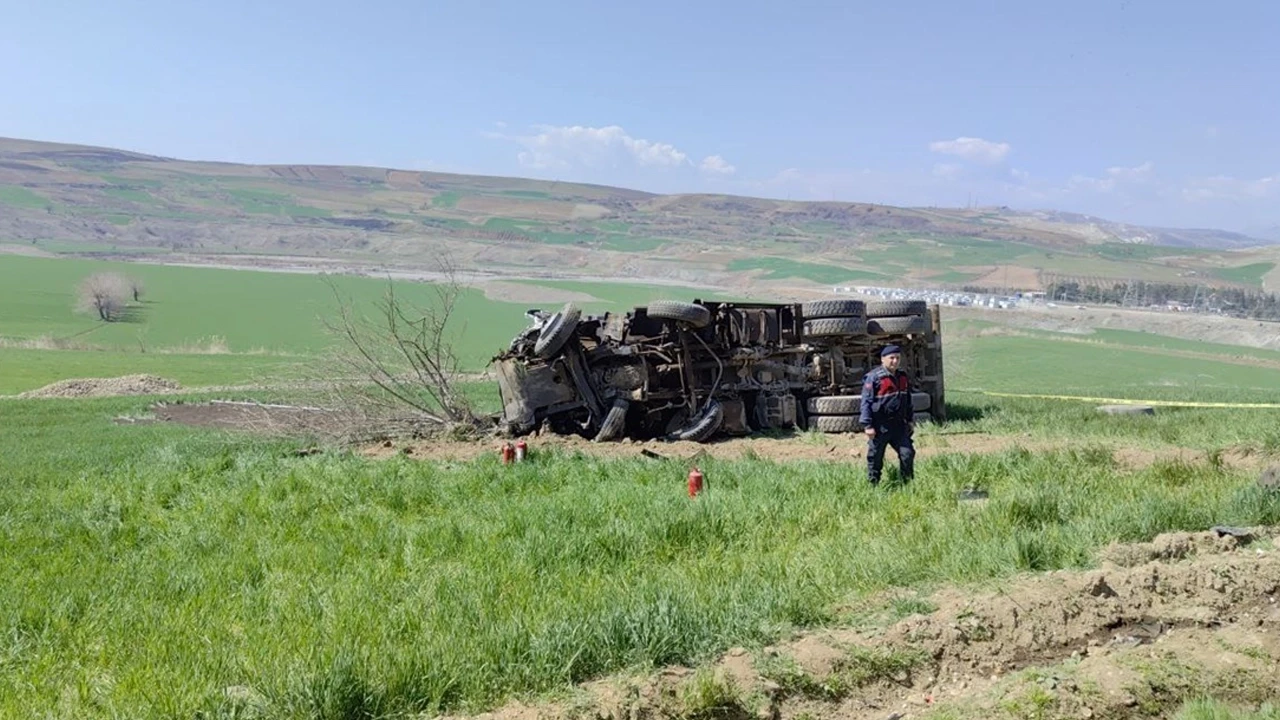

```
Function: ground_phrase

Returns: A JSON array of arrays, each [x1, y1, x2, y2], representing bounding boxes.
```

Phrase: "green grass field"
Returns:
[[0, 255, 532, 366], [0, 185, 48, 208], [3, 256, 1280, 718], [947, 333, 1280, 402], [1, 395, 1277, 719], [728, 257, 892, 284], [1213, 262, 1276, 285]]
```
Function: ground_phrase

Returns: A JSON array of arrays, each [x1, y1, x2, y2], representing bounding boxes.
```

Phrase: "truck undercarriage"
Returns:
[[491, 297, 945, 443]]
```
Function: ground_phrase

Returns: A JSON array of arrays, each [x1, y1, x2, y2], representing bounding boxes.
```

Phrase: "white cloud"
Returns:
[[1065, 161, 1153, 194], [1182, 173, 1277, 202], [699, 155, 736, 176], [496, 124, 693, 171], [928, 136, 1011, 164], [932, 163, 962, 178], [1105, 161, 1153, 182]]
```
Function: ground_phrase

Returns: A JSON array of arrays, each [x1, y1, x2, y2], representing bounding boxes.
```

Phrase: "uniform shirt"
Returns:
[[859, 365, 913, 428]]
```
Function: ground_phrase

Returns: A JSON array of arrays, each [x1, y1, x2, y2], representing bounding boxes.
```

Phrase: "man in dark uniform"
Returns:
[[859, 344, 915, 485]]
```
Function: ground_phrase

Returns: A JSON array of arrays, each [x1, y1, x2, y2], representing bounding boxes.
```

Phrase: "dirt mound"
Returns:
[[451, 527, 1280, 720], [18, 374, 183, 398]]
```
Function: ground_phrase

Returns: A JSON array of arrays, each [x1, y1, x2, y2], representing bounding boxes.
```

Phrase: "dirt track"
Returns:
[[447, 528, 1280, 720]]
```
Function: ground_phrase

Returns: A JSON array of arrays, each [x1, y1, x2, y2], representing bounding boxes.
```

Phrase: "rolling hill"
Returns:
[[2, 136, 1276, 293]]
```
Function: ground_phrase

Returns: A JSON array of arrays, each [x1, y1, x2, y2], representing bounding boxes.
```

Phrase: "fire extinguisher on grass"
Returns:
[[687, 467, 704, 497]]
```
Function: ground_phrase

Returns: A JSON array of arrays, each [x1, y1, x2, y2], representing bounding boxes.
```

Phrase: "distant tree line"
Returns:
[[1044, 280, 1280, 321]]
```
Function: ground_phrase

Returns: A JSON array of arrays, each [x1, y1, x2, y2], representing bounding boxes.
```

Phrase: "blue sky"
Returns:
[[2, 0, 1277, 233]]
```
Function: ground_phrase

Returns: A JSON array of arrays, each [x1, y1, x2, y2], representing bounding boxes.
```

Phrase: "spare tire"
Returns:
[[801, 299, 865, 319], [806, 395, 861, 415], [533, 303, 581, 358], [866, 300, 927, 318], [809, 415, 860, 433], [646, 300, 711, 328], [867, 315, 927, 335], [803, 317, 866, 338]]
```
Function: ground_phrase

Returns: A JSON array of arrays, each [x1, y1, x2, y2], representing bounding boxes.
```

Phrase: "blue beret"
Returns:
[[881, 345, 901, 357]]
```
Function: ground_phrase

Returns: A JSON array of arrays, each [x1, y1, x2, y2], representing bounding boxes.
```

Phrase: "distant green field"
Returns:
[[948, 332, 1280, 403], [0, 185, 46, 208], [728, 257, 890, 284], [0, 347, 304, 395], [226, 187, 330, 217], [859, 236, 1036, 269], [103, 187, 157, 204], [1213, 262, 1275, 285], [1088, 328, 1280, 361], [0, 256, 534, 371], [431, 191, 461, 208]]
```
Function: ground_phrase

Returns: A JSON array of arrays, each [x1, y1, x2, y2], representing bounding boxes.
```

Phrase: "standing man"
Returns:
[[859, 344, 915, 485]]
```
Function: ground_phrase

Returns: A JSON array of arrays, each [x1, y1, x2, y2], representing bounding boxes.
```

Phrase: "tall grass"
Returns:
[[2, 399, 1277, 718]]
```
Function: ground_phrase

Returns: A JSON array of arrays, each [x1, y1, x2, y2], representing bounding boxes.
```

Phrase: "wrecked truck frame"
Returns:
[[491, 298, 945, 443]]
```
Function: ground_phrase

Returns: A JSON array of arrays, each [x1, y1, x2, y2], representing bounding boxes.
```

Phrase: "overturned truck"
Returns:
[[492, 297, 945, 443]]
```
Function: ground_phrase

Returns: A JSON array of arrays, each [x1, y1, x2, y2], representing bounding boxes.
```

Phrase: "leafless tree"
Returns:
[[76, 272, 130, 322], [317, 257, 485, 435], [127, 275, 144, 302]]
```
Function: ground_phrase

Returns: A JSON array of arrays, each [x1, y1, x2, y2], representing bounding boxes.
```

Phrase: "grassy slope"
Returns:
[[1, 396, 1277, 719]]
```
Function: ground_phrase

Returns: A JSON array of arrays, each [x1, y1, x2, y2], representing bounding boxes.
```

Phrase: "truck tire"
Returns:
[[810, 415, 860, 433], [912, 392, 931, 412], [913, 412, 933, 425], [533, 303, 581, 358], [867, 315, 927, 335], [671, 399, 723, 442], [593, 399, 629, 442], [803, 316, 867, 338], [806, 395, 861, 415], [646, 300, 711, 328], [801, 299, 865, 319], [866, 300, 927, 318]]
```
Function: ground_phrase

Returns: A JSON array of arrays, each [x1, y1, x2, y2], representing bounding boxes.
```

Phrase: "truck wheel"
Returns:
[[806, 395, 861, 415], [671, 399, 723, 442], [803, 317, 867, 338], [646, 300, 711, 328], [594, 399, 629, 442], [866, 300, 927, 318], [533, 303, 581, 358], [801, 299, 866, 319], [913, 412, 933, 425], [911, 392, 931, 411], [810, 415, 860, 433], [867, 315, 927, 335]]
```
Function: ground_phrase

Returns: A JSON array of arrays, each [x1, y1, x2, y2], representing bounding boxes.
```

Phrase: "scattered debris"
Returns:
[[1096, 404, 1156, 416]]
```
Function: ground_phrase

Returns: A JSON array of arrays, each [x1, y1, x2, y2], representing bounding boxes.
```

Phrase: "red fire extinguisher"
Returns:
[[515, 440, 528, 462], [500, 442, 515, 464], [688, 467, 704, 497]]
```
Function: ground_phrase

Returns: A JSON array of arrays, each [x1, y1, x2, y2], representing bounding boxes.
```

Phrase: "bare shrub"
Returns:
[[127, 275, 144, 302], [76, 272, 131, 321], [315, 258, 487, 440]]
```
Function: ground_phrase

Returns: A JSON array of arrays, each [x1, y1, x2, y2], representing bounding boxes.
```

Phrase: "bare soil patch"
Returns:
[[454, 195, 582, 221], [971, 264, 1044, 290], [446, 527, 1280, 720], [18, 374, 183, 398]]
